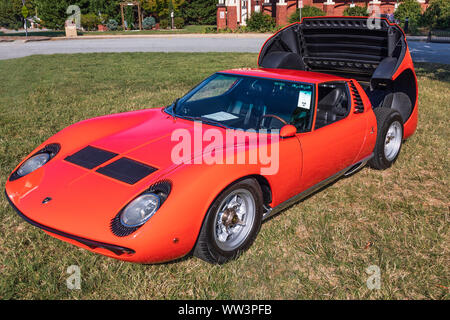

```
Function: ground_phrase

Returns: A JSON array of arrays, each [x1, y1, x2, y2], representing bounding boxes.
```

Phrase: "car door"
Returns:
[[296, 81, 368, 191]]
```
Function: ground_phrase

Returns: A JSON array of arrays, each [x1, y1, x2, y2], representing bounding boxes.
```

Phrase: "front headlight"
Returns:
[[120, 193, 161, 227], [9, 143, 60, 181], [16, 153, 50, 177]]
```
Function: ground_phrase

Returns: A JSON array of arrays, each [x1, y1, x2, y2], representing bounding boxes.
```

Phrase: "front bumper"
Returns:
[[5, 190, 135, 257]]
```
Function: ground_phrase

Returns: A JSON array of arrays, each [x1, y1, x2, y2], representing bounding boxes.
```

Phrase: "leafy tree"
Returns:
[[343, 5, 369, 17], [0, 0, 34, 30], [421, 0, 450, 29], [180, 0, 216, 25], [89, 0, 121, 23], [34, 0, 121, 30], [288, 6, 325, 24], [394, 0, 422, 33], [142, 0, 184, 20], [34, 0, 71, 29]]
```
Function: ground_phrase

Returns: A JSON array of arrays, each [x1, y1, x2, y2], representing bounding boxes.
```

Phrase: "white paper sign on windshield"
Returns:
[[297, 91, 312, 110], [203, 111, 238, 121]]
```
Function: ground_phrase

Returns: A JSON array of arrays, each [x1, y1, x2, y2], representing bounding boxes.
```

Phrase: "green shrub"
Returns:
[[343, 5, 369, 17], [174, 17, 185, 29], [106, 19, 118, 31], [204, 26, 217, 33], [81, 13, 101, 31], [99, 13, 109, 25], [217, 27, 233, 33], [421, 0, 450, 29], [394, 0, 422, 33], [246, 12, 276, 32], [288, 6, 326, 23], [235, 26, 248, 33], [125, 5, 134, 29], [159, 19, 169, 29], [143, 16, 156, 30]]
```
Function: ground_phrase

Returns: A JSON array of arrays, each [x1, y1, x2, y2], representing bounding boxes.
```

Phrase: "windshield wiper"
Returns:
[[166, 100, 230, 130]]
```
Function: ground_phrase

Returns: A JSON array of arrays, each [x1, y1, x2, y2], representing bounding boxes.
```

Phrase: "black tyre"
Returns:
[[369, 107, 404, 170], [193, 178, 263, 264]]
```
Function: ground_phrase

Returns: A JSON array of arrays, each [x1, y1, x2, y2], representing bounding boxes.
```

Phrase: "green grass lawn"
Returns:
[[0, 53, 448, 299]]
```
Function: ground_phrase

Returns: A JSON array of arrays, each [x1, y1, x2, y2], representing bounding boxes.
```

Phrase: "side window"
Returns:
[[290, 84, 314, 132], [314, 82, 350, 130]]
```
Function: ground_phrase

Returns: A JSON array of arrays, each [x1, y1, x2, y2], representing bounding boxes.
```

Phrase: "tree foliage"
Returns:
[[288, 6, 326, 24], [0, 0, 34, 30], [34, 0, 71, 29], [422, 0, 450, 29], [394, 0, 422, 33], [180, 0, 216, 25], [343, 5, 369, 17], [33, 0, 121, 30], [81, 12, 100, 30], [142, 0, 184, 20], [246, 12, 276, 32]]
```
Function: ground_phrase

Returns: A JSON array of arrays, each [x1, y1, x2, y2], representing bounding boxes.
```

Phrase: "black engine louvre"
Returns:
[[96, 157, 157, 185], [65, 146, 118, 169]]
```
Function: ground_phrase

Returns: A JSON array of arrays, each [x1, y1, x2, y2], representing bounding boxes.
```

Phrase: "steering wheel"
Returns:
[[259, 114, 288, 129]]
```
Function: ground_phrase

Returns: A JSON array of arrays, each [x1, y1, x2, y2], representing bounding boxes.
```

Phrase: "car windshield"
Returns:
[[168, 73, 315, 131]]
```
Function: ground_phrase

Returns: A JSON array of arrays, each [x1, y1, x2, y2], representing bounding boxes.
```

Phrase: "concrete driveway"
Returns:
[[0, 35, 449, 64]]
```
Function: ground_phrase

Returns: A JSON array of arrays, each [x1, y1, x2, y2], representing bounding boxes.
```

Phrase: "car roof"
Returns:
[[219, 68, 348, 84]]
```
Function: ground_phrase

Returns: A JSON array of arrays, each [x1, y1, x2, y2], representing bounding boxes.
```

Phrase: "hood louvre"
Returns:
[[65, 146, 118, 169], [96, 157, 157, 185]]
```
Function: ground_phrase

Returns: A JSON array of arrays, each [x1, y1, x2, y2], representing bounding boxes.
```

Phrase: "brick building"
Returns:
[[216, 0, 429, 30]]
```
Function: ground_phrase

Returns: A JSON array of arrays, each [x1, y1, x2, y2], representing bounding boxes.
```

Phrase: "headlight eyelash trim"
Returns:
[[110, 180, 172, 237], [9, 143, 61, 182]]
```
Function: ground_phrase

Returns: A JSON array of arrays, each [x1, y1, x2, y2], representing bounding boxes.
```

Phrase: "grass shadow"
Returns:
[[414, 62, 450, 83]]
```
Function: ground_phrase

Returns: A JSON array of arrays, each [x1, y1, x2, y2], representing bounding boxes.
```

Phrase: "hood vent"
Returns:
[[65, 146, 118, 169], [96, 157, 157, 185]]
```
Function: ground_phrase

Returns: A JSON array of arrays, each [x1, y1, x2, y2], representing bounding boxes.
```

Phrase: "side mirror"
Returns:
[[280, 124, 297, 138]]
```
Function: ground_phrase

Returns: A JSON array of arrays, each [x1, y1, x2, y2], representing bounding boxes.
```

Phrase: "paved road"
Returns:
[[0, 37, 449, 64]]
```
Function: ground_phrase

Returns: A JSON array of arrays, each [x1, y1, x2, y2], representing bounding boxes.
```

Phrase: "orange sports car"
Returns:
[[5, 17, 418, 264]]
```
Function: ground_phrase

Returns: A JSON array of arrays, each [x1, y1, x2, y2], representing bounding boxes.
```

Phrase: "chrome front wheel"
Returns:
[[214, 189, 256, 251], [193, 178, 263, 264]]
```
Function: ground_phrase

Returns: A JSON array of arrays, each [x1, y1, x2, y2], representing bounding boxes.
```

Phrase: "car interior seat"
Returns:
[[227, 80, 268, 128], [315, 87, 348, 129]]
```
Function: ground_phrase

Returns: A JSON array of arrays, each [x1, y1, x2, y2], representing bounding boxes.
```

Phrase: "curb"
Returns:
[[50, 33, 272, 41]]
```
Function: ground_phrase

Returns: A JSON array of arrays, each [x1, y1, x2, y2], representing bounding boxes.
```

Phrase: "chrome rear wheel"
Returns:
[[369, 107, 404, 170], [384, 121, 402, 161]]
